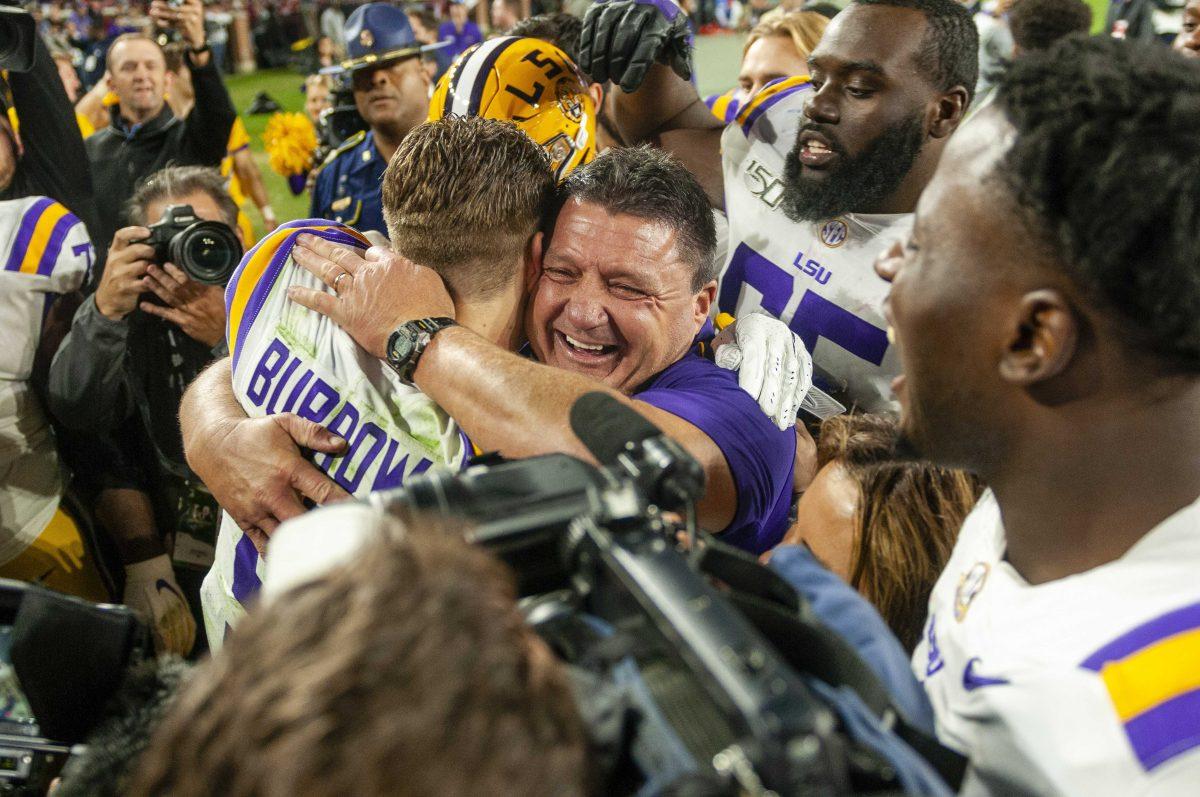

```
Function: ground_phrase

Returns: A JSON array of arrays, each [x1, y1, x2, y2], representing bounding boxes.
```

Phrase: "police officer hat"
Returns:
[[321, 3, 449, 76]]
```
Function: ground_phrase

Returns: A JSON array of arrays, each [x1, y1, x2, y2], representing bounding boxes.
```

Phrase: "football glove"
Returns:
[[579, 0, 693, 93], [123, 554, 197, 657], [715, 312, 813, 431]]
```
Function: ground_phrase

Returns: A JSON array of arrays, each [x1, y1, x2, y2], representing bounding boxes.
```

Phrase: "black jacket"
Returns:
[[85, 53, 236, 259], [0, 35, 100, 248]]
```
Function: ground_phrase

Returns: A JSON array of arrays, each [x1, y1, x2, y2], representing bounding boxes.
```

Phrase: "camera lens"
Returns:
[[170, 222, 244, 285]]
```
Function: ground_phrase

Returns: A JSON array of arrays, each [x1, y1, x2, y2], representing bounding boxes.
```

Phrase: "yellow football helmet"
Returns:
[[428, 37, 596, 181]]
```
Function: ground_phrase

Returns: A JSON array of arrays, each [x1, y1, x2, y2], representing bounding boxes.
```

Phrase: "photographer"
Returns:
[[85, 0, 235, 255], [47, 166, 245, 657]]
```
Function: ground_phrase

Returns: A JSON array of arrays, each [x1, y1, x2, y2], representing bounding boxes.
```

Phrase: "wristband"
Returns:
[[261, 204, 276, 218]]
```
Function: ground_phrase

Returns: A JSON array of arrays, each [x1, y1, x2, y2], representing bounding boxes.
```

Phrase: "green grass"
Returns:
[[222, 33, 747, 238], [225, 68, 314, 234]]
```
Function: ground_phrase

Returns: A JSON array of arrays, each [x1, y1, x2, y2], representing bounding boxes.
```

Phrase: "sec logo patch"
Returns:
[[819, 218, 849, 248]]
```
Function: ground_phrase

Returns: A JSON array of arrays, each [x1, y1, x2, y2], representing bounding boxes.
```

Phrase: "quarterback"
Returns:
[[200, 37, 599, 641], [578, 0, 977, 412]]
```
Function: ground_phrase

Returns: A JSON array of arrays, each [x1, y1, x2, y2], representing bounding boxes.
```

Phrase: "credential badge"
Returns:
[[819, 218, 849, 248], [359, 28, 375, 48], [954, 562, 990, 622]]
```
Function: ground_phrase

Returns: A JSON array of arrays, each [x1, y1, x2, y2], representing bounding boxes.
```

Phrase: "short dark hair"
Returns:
[[127, 166, 239, 231], [507, 13, 583, 63], [556, 146, 718, 290], [1007, 0, 1091, 51], [382, 116, 554, 300], [995, 36, 1200, 369], [131, 514, 588, 796], [852, 0, 979, 100]]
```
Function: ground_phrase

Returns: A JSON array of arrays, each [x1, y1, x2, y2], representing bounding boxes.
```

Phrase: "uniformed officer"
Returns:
[[311, 3, 450, 236]]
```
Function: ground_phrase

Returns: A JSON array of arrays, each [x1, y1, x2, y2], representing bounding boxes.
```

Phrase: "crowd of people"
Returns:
[[1, 0, 1199, 792]]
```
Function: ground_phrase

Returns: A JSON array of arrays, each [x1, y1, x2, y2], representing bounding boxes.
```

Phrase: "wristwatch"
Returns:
[[385, 317, 456, 383]]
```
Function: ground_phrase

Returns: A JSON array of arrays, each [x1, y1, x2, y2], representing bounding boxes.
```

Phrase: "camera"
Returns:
[[0, 5, 35, 72], [0, 581, 151, 795], [139, 204, 244, 286], [313, 82, 367, 166], [369, 393, 963, 794]]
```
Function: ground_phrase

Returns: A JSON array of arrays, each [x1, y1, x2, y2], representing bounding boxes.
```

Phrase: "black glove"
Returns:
[[578, 0, 693, 94]]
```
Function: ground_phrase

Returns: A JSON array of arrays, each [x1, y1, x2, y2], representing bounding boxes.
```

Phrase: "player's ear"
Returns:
[[928, 85, 970, 139], [588, 81, 603, 112], [998, 289, 1079, 388], [524, 231, 544, 292]]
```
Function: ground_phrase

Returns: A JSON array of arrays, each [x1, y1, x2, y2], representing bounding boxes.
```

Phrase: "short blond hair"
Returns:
[[381, 116, 554, 300], [745, 11, 830, 62]]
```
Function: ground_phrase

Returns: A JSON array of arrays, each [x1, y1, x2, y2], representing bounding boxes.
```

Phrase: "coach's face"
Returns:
[[528, 199, 714, 393]]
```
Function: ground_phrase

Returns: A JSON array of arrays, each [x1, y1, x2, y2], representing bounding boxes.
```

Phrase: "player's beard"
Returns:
[[780, 112, 926, 222]]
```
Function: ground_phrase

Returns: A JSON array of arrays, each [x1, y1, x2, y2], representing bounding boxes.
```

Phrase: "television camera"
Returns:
[[370, 392, 961, 795]]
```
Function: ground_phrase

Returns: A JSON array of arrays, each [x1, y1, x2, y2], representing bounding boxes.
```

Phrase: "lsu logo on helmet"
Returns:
[[428, 37, 596, 181]]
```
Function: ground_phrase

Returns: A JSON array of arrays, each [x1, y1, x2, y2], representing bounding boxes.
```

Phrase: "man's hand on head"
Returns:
[[139, 262, 227, 347], [288, 234, 455, 360], [95, 226, 154, 321]]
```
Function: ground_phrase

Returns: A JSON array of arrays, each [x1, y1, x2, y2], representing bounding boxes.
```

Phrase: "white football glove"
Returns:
[[123, 554, 196, 657], [714, 312, 813, 430]]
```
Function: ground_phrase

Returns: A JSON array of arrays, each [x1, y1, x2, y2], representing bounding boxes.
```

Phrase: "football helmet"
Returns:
[[429, 37, 596, 181]]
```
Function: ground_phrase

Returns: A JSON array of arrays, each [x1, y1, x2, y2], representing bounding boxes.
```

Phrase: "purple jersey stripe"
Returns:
[[740, 82, 810, 136], [4, 197, 54, 272], [1124, 687, 1200, 771], [228, 224, 368, 372], [1081, 601, 1200, 671], [231, 532, 264, 604], [35, 212, 81, 276]]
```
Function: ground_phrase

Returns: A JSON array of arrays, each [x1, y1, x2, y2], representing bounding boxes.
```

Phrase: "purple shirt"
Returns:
[[437, 20, 483, 60], [636, 351, 796, 553]]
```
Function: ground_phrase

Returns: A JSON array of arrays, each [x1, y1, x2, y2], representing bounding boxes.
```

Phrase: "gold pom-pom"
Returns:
[[263, 112, 318, 178]]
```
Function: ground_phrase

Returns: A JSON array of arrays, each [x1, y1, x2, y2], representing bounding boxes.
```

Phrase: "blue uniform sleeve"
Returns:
[[636, 357, 794, 552], [769, 544, 936, 733]]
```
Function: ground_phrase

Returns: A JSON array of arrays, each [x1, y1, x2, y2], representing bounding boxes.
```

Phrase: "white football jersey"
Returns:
[[718, 77, 906, 413], [202, 220, 469, 646], [914, 490, 1200, 795], [0, 197, 92, 564]]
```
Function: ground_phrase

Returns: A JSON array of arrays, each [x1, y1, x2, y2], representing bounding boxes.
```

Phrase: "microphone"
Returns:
[[569, 392, 705, 512]]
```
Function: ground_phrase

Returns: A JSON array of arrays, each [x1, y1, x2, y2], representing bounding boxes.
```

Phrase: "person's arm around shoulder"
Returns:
[[286, 236, 748, 532]]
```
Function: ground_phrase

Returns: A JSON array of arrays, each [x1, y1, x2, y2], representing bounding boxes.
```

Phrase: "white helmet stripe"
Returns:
[[450, 36, 518, 118]]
